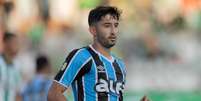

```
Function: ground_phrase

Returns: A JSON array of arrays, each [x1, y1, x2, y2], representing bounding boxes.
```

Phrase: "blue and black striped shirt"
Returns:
[[54, 45, 126, 101]]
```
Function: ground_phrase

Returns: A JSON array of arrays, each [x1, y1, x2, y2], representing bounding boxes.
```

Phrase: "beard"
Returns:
[[97, 37, 116, 49]]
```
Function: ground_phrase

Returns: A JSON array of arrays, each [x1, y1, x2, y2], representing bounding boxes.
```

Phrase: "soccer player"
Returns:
[[48, 6, 148, 101], [0, 32, 22, 101]]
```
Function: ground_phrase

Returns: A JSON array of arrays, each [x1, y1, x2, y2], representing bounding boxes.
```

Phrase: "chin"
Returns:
[[105, 44, 115, 49]]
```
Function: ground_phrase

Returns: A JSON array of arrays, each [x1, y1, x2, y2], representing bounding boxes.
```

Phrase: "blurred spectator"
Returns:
[[0, 29, 3, 52], [21, 55, 52, 101], [0, 32, 22, 101], [37, 0, 49, 24]]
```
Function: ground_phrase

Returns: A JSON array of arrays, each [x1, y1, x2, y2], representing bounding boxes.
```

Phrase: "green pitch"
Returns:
[[65, 90, 201, 101]]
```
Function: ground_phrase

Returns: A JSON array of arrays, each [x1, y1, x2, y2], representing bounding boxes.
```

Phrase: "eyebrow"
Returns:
[[103, 22, 119, 25], [103, 23, 111, 25]]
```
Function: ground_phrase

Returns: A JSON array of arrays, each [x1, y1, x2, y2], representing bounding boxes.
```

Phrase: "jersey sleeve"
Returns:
[[54, 48, 92, 88]]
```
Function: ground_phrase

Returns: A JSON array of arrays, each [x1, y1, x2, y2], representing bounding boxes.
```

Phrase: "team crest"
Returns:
[[61, 62, 67, 71]]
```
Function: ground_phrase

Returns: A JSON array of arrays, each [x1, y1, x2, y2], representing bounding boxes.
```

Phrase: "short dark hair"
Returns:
[[3, 32, 16, 42], [36, 55, 50, 72], [88, 6, 121, 26]]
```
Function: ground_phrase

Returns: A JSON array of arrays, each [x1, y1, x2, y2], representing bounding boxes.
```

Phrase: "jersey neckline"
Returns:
[[89, 45, 114, 63]]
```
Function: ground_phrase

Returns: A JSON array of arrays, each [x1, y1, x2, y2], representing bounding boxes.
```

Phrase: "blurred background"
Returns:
[[1, 0, 201, 101]]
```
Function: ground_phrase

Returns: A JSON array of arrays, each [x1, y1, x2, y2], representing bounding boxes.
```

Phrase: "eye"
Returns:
[[104, 24, 110, 28], [114, 23, 119, 28]]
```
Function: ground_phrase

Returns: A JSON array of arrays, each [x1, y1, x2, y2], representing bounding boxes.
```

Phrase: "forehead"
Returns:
[[100, 14, 118, 23]]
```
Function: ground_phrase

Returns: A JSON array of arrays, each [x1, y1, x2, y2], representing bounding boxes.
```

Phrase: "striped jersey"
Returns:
[[0, 55, 22, 101], [54, 45, 126, 101]]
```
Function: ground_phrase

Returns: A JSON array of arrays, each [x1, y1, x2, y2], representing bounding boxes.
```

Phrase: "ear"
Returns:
[[89, 26, 96, 37]]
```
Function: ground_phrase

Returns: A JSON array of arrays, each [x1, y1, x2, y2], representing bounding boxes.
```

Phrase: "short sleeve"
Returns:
[[54, 48, 92, 88]]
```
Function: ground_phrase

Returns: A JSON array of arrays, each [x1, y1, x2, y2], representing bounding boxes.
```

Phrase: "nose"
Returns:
[[111, 25, 118, 35]]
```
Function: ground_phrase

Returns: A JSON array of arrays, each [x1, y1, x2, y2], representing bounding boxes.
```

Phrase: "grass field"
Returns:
[[124, 91, 201, 101], [66, 90, 201, 101]]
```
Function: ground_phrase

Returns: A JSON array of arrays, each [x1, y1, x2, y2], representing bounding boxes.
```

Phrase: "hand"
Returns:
[[140, 95, 149, 101]]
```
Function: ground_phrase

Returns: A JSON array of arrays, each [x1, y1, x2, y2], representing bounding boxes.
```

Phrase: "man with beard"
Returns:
[[48, 6, 149, 101]]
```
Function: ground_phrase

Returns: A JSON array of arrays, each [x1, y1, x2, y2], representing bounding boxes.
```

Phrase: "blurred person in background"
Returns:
[[48, 6, 149, 101], [0, 32, 22, 101], [21, 55, 52, 101]]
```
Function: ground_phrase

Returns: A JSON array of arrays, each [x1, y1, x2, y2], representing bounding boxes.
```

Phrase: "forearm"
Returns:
[[48, 81, 69, 101], [47, 92, 67, 101]]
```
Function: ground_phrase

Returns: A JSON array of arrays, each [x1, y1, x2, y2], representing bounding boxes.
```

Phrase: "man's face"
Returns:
[[4, 37, 19, 57], [94, 14, 119, 48]]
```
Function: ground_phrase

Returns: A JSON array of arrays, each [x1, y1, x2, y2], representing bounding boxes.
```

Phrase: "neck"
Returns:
[[3, 53, 13, 64], [92, 42, 112, 60]]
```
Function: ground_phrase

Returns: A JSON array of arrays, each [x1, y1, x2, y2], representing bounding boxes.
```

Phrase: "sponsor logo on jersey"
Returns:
[[95, 79, 125, 95]]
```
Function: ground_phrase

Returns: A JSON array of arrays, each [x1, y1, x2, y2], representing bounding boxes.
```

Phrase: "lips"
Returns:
[[109, 38, 116, 42], [108, 36, 116, 40]]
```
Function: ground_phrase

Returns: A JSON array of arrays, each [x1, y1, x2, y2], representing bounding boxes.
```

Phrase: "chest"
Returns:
[[85, 58, 125, 95], [0, 63, 18, 88], [90, 58, 124, 80]]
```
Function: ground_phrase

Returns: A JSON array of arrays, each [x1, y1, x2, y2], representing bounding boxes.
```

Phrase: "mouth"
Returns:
[[108, 36, 116, 41], [109, 38, 116, 42]]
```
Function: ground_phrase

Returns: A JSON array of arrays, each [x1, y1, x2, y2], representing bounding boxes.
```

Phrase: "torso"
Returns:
[[72, 46, 126, 101], [0, 55, 21, 101]]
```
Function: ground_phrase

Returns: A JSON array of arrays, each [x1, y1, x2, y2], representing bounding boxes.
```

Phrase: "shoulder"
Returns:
[[112, 54, 126, 69], [0, 55, 5, 66], [0, 55, 3, 63], [112, 54, 125, 64], [116, 58, 125, 68], [66, 47, 92, 62]]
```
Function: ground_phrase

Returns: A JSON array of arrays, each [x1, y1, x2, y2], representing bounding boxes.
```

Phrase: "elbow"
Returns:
[[47, 81, 67, 101], [47, 89, 54, 101]]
